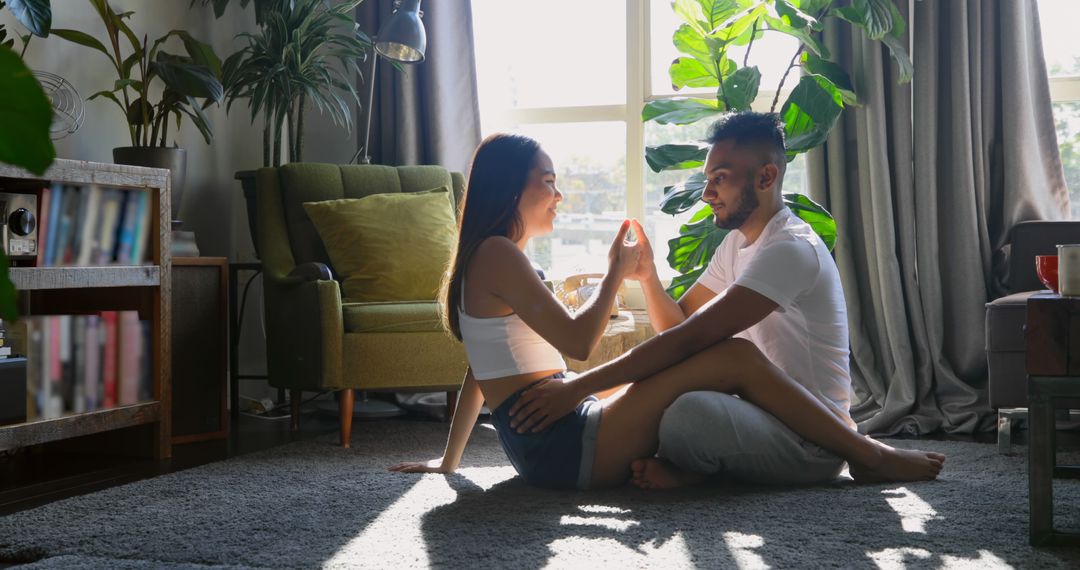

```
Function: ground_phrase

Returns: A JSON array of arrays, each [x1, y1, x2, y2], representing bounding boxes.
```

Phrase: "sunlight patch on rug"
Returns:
[[723, 532, 768, 570], [546, 532, 693, 567], [324, 475, 456, 568], [881, 486, 940, 533]]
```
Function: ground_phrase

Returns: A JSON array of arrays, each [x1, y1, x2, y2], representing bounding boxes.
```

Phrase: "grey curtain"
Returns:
[[807, 0, 1070, 436], [356, 0, 482, 174]]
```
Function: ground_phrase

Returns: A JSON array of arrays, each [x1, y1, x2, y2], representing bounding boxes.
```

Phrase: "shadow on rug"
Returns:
[[2, 420, 1079, 569]]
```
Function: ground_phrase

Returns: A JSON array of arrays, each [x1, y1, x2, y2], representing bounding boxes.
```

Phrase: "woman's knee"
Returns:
[[699, 338, 770, 374]]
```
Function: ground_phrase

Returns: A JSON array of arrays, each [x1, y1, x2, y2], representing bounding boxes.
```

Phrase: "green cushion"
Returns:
[[342, 301, 445, 333], [303, 187, 457, 302]]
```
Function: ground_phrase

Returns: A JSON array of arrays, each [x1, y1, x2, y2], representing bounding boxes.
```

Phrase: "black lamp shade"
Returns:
[[375, 0, 426, 63]]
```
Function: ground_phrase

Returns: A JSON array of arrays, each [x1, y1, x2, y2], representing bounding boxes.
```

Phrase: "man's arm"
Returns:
[[626, 219, 716, 332]]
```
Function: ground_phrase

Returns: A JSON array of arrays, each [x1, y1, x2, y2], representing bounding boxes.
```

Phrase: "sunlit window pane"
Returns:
[[1052, 101, 1080, 219], [498, 122, 628, 279], [649, 0, 800, 97], [1039, 0, 1080, 77], [642, 120, 809, 280], [472, 0, 626, 118]]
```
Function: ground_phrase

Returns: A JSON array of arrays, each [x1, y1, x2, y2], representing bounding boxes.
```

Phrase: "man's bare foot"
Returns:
[[848, 443, 946, 483], [630, 457, 706, 490]]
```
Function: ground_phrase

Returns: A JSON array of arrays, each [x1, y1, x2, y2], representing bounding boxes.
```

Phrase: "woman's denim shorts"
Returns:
[[489, 373, 603, 490]]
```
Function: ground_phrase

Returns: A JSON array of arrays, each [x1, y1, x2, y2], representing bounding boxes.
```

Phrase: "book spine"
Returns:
[[118, 311, 140, 405], [76, 185, 103, 266], [35, 187, 51, 267], [102, 311, 118, 408], [83, 315, 100, 411], [44, 183, 63, 267]]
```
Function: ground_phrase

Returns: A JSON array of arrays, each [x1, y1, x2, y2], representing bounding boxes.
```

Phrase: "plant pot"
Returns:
[[113, 146, 187, 226], [235, 169, 260, 259]]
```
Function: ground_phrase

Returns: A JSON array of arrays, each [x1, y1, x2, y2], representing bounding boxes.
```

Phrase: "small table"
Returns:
[[565, 309, 654, 373], [1026, 292, 1080, 546]]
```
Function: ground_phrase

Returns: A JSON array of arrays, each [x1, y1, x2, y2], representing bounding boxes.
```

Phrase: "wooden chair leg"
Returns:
[[340, 388, 355, 448], [289, 389, 301, 432], [446, 390, 458, 424]]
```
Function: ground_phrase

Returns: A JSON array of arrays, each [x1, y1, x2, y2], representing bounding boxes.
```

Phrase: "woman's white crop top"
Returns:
[[458, 281, 567, 380]]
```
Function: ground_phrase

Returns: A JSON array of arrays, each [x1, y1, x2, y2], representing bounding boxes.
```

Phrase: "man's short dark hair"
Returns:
[[704, 112, 787, 168]]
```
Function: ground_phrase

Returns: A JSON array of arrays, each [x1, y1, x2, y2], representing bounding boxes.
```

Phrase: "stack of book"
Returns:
[[36, 183, 153, 267], [17, 312, 151, 420]]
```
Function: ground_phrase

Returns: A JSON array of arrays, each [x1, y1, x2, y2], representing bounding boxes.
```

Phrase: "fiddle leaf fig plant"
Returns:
[[647, 0, 911, 298], [51, 0, 224, 147]]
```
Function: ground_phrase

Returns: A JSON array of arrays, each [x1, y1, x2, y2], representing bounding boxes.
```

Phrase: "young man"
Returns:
[[510, 111, 944, 488]]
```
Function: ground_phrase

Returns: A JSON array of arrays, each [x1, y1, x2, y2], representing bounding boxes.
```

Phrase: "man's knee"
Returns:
[[700, 338, 769, 373], [658, 392, 740, 472]]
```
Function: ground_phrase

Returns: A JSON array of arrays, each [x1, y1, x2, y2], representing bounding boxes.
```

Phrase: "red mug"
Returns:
[[1036, 255, 1059, 293]]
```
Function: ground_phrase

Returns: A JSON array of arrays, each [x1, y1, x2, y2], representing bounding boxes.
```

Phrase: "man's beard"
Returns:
[[713, 180, 759, 230]]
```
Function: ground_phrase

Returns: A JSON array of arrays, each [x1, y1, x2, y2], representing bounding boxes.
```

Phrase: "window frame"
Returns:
[[478, 0, 793, 225]]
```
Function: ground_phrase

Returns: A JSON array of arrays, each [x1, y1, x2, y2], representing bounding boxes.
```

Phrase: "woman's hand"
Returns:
[[623, 218, 656, 283], [608, 219, 642, 280], [388, 458, 453, 474], [508, 376, 587, 433]]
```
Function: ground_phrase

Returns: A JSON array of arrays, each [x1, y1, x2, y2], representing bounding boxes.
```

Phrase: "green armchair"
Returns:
[[255, 163, 469, 447]]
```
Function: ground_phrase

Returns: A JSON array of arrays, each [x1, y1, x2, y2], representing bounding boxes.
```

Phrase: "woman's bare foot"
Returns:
[[848, 442, 946, 483], [630, 457, 706, 490]]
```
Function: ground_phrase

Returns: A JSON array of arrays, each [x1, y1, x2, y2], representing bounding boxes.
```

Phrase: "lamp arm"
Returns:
[[356, 50, 378, 165]]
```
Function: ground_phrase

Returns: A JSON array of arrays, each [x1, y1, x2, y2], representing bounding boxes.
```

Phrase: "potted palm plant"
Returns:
[[647, 0, 912, 298], [201, 0, 369, 255], [52, 0, 223, 233]]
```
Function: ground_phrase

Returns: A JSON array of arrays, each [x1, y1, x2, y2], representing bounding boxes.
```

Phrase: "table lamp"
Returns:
[[352, 0, 427, 164]]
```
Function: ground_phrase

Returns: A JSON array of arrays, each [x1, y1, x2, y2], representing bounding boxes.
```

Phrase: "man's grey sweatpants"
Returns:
[[657, 391, 846, 485]]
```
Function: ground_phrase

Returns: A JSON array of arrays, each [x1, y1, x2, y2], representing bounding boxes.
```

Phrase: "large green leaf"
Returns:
[[669, 56, 720, 90], [801, 52, 857, 105], [666, 266, 707, 300], [666, 209, 730, 273], [721, 65, 760, 110], [154, 52, 224, 102], [659, 171, 709, 215], [646, 143, 709, 173], [835, 0, 894, 40], [642, 98, 725, 125], [712, 4, 767, 42], [780, 74, 843, 156], [774, 0, 820, 30], [881, 33, 913, 84], [51, 28, 110, 58], [674, 0, 710, 36], [784, 192, 836, 251], [696, 0, 742, 31], [0, 45, 55, 175], [6, 0, 50, 37], [762, 14, 829, 58], [672, 22, 712, 67]]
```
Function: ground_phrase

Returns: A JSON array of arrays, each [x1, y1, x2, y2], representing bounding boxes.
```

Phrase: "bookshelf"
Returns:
[[0, 159, 171, 459]]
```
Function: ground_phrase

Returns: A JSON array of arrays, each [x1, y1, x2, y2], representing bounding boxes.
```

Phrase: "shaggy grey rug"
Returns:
[[2, 420, 1079, 569]]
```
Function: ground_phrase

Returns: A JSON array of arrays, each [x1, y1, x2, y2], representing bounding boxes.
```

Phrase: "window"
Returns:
[[1039, 0, 1080, 218], [472, 0, 806, 279]]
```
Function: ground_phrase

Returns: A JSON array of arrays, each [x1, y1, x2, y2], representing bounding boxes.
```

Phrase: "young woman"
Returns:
[[389, 133, 944, 490]]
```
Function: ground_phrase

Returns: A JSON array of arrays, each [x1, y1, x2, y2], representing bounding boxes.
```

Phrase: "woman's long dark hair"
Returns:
[[441, 133, 542, 340]]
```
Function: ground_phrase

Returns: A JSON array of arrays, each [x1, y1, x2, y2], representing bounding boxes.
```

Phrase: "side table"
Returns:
[[172, 257, 229, 444], [1026, 292, 1080, 546]]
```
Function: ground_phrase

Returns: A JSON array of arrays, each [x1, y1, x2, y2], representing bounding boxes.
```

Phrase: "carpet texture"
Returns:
[[2, 420, 1079, 569]]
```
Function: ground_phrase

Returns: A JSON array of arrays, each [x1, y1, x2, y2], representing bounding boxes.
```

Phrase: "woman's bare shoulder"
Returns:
[[473, 236, 526, 267]]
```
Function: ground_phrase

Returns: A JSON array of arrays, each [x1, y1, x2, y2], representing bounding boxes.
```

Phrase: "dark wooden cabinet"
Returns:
[[171, 257, 228, 443]]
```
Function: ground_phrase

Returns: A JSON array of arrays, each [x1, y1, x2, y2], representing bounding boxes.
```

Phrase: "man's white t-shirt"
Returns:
[[696, 207, 852, 422]]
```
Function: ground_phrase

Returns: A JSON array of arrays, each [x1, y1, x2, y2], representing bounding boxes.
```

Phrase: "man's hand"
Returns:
[[388, 458, 453, 474], [624, 218, 657, 283], [508, 377, 586, 433]]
